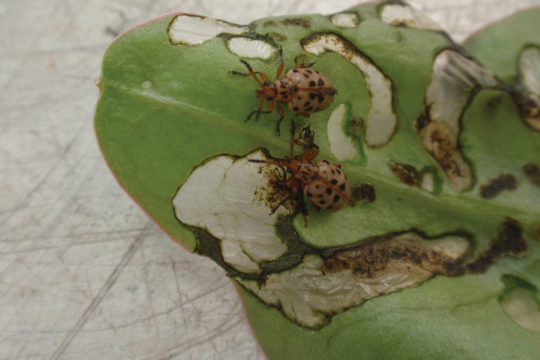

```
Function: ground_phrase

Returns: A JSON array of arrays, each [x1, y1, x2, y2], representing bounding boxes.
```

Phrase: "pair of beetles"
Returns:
[[231, 47, 352, 212]]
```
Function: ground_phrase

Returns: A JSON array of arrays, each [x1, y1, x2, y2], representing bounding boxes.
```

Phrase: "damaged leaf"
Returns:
[[96, 1, 540, 359]]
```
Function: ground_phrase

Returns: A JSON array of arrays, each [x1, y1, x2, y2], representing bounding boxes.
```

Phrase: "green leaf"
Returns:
[[96, 1, 540, 359]]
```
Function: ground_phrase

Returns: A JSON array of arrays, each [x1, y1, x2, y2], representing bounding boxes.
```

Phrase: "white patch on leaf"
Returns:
[[501, 288, 540, 332], [380, 4, 442, 30], [302, 33, 396, 147], [517, 46, 540, 131], [227, 37, 276, 59], [330, 13, 358, 28], [237, 233, 469, 328], [422, 49, 500, 191], [172, 150, 290, 274], [421, 172, 435, 192], [168, 14, 249, 46], [519, 47, 540, 95], [327, 104, 358, 161], [427, 50, 499, 129]]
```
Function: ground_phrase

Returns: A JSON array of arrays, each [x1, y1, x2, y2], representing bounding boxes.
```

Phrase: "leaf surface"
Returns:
[[96, 2, 540, 359]]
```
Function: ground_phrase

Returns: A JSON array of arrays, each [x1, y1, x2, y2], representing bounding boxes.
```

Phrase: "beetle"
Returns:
[[230, 47, 337, 134], [250, 122, 351, 213]]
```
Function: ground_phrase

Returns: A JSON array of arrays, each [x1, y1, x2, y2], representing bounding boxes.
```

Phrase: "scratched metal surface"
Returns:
[[1, 1, 540, 359]]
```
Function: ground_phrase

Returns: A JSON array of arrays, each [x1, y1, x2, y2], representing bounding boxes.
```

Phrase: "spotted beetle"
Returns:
[[250, 122, 351, 213], [231, 47, 337, 134]]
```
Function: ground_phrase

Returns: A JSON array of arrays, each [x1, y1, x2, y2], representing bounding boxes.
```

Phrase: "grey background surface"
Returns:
[[2, 1, 540, 359]]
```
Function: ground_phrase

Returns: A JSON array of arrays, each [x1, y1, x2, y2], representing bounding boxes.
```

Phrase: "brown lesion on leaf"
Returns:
[[322, 233, 468, 278], [263, 20, 278, 27], [466, 218, 528, 274], [281, 18, 310, 29], [523, 163, 540, 187], [348, 117, 365, 136], [508, 91, 540, 131], [479, 174, 517, 199], [350, 184, 376, 205], [512, 45, 540, 131], [533, 222, 540, 243], [418, 48, 504, 192], [269, 31, 287, 42], [263, 18, 311, 29], [420, 119, 474, 191], [389, 161, 420, 187], [253, 163, 297, 214]]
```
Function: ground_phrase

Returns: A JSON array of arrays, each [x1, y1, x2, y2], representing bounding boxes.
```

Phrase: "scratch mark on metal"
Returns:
[[48, 222, 151, 360], [157, 306, 244, 360]]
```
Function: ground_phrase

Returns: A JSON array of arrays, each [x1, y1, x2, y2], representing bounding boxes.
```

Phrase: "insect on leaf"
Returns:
[[95, 1, 540, 359]]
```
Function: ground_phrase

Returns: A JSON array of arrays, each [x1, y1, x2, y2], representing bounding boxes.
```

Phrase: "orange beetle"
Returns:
[[231, 47, 337, 134], [250, 123, 351, 213]]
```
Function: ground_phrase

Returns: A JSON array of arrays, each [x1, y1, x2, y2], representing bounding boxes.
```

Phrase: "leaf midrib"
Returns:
[[105, 80, 540, 220]]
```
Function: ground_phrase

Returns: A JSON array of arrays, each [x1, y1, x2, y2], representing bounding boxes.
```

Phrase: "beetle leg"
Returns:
[[310, 201, 321, 212], [289, 118, 296, 157], [248, 159, 286, 168], [275, 102, 285, 135], [294, 129, 319, 162], [269, 196, 288, 215], [246, 98, 270, 122], [295, 61, 316, 69], [285, 176, 300, 191], [230, 60, 272, 86], [258, 100, 275, 122], [275, 46, 285, 80]]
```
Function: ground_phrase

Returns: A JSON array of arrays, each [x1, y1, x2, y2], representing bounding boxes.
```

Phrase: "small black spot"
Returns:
[[304, 74, 310, 79], [314, 107, 320, 112], [336, 169, 342, 175], [280, 84, 287, 89], [306, 191, 313, 198], [309, 80, 316, 87], [293, 106, 299, 111], [317, 78, 325, 86], [524, 163, 540, 187], [326, 188, 332, 195], [339, 183, 346, 191], [306, 69, 313, 74], [480, 174, 517, 199], [297, 96, 302, 100], [351, 184, 376, 204], [315, 185, 320, 189], [318, 194, 324, 198], [333, 194, 340, 203], [326, 205, 333, 210], [330, 179, 338, 185], [318, 94, 325, 102], [309, 93, 317, 100], [293, 69, 299, 73], [320, 200, 326, 205], [331, 170, 335, 175], [315, 70, 320, 74], [322, 160, 329, 164], [293, 88, 299, 93], [303, 175, 308, 180], [304, 101, 311, 107], [305, 106, 313, 112]]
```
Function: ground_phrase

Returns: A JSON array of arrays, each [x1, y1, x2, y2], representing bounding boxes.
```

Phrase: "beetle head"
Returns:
[[256, 80, 276, 101]]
